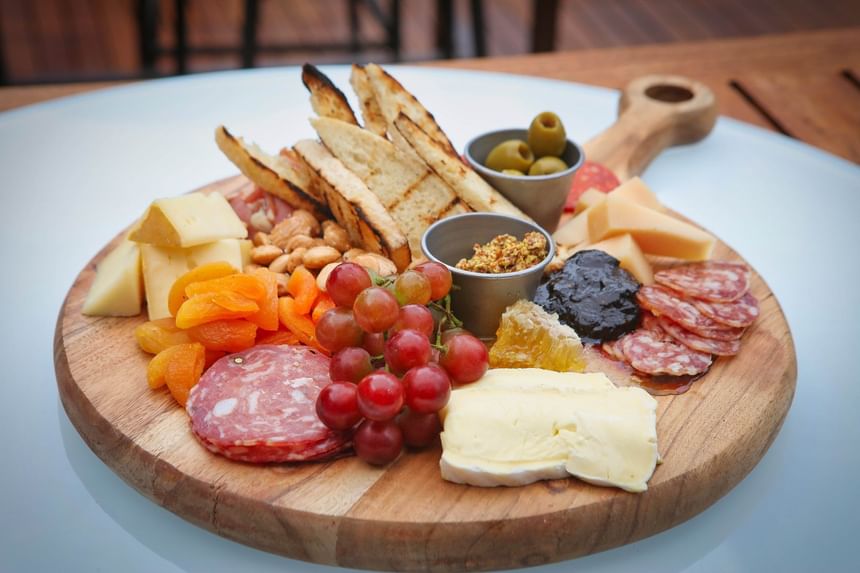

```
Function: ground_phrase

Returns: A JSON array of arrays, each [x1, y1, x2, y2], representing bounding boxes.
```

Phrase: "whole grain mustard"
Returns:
[[456, 232, 548, 273]]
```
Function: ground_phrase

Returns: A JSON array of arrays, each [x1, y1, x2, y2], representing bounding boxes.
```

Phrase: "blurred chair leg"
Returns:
[[137, 0, 159, 77], [470, 0, 486, 57], [348, 0, 360, 54], [436, 0, 454, 59], [390, 0, 401, 60], [242, 0, 259, 68], [174, 0, 188, 74], [531, 0, 558, 53]]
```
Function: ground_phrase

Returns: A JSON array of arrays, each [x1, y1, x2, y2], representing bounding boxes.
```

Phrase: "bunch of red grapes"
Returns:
[[314, 261, 489, 465]]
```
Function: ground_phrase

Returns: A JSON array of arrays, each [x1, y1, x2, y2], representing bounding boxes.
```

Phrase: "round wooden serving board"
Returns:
[[55, 175, 796, 572]]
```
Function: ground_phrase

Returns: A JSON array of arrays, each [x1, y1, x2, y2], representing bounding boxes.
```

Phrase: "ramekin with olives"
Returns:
[[464, 112, 584, 232]]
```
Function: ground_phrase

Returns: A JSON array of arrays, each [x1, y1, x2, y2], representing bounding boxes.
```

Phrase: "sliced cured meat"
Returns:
[[620, 329, 713, 376], [658, 317, 742, 356], [654, 261, 750, 303], [636, 284, 725, 334], [187, 345, 351, 463], [601, 338, 627, 362], [564, 161, 620, 211], [692, 291, 760, 328], [692, 324, 746, 341], [640, 311, 664, 333]]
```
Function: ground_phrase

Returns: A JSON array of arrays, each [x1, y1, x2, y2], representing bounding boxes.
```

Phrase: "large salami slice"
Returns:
[[692, 291, 760, 328], [187, 345, 351, 463], [636, 285, 725, 334], [620, 329, 713, 376], [657, 317, 742, 357], [654, 261, 750, 302]]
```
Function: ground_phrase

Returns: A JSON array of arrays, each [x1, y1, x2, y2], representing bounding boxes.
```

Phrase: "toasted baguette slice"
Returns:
[[364, 63, 457, 157], [393, 114, 532, 221], [311, 117, 469, 255], [350, 64, 388, 138], [293, 139, 411, 272], [301, 63, 359, 126], [215, 125, 329, 220]]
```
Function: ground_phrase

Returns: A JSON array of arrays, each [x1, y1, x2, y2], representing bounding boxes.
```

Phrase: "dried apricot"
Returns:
[[311, 292, 336, 323], [175, 291, 259, 329], [164, 342, 206, 406], [188, 319, 258, 352], [135, 318, 193, 354], [246, 267, 279, 331], [278, 296, 328, 354], [185, 274, 267, 302], [287, 266, 320, 315], [167, 261, 237, 316], [256, 328, 300, 346], [204, 349, 226, 369], [147, 345, 181, 389]]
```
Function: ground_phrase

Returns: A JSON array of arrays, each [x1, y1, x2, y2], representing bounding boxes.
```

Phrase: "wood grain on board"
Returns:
[[54, 175, 796, 571]]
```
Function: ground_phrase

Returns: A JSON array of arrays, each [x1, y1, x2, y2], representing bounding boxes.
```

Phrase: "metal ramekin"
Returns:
[[464, 128, 584, 233], [421, 212, 556, 339]]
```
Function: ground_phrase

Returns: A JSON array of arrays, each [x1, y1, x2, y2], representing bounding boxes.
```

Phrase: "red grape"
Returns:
[[440, 327, 473, 344], [362, 331, 386, 357], [402, 363, 451, 414], [354, 419, 403, 465], [391, 304, 435, 339], [356, 371, 404, 421], [440, 333, 488, 384], [414, 262, 453, 301], [316, 382, 362, 430], [326, 263, 372, 308], [330, 347, 373, 383], [385, 329, 431, 376], [353, 287, 399, 333], [315, 308, 363, 352], [393, 270, 432, 306], [397, 408, 442, 448]]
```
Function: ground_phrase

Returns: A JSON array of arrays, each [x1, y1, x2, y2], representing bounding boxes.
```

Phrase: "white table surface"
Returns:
[[1, 66, 858, 573]]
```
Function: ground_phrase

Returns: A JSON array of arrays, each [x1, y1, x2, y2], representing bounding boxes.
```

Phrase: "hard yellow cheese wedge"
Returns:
[[82, 240, 143, 317], [128, 192, 247, 248], [588, 196, 715, 260], [573, 234, 654, 285], [140, 239, 245, 319], [439, 368, 659, 493], [555, 177, 666, 247]]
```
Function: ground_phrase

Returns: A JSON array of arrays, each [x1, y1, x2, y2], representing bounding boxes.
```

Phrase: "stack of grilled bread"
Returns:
[[215, 63, 530, 272]]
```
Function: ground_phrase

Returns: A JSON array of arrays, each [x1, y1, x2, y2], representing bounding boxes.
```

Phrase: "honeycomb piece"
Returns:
[[489, 299, 585, 372]]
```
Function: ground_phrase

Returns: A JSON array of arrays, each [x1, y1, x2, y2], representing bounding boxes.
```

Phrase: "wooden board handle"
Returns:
[[583, 75, 718, 181]]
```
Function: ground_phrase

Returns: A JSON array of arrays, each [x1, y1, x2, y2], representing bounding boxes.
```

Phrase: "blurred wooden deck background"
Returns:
[[1, 0, 859, 84]]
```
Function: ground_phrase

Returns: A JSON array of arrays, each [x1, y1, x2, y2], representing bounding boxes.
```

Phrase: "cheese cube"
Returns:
[[573, 188, 607, 213], [82, 240, 144, 316], [608, 177, 664, 212], [588, 196, 715, 260], [573, 234, 654, 285], [553, 209, 590, 246], [128, 192, 247, 248], [140, 239, 244, 320]]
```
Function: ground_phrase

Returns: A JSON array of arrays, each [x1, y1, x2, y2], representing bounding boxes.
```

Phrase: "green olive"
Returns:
[[527, 111, 567, 158], [528, 156, 568, 176], [501, 169, 525, 176], [485, 139, 534, 173]]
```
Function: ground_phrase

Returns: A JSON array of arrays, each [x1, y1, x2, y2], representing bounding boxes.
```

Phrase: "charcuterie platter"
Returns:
[[54, 65, 795, 572]]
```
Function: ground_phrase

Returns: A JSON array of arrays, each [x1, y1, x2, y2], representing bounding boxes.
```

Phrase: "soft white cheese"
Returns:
[[439, 368, 659, 493]]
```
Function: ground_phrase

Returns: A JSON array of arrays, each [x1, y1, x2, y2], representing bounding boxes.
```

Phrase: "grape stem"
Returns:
[[432, 294, 463, 347]]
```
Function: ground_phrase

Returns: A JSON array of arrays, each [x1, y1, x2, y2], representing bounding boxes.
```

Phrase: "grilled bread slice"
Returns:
[[364, 63, 457, 157], [393, 113, 532, 221], [214, 125, 329, 220], [349, 64, 388, 138], [301, 63, 359, 126], [311, 116, 469, 255], [293, 139, 411, 272]]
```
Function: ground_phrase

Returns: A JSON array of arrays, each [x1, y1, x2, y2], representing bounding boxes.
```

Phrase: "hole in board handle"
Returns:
[[644, 84, 695, 103]]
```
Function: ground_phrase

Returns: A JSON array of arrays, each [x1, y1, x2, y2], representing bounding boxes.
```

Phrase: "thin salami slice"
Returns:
[[654, 261, 750, 302], [187, 345, 351, 463], [692, 324, 746, 341], [640, 311, 664, 333], [564, 161, 620, 211], [692, 291, 760, 328], [658, 317, 741, 357], [601, 338, 628, 362], [620, 329, 713, 376], [636, 285, 725, 334]]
